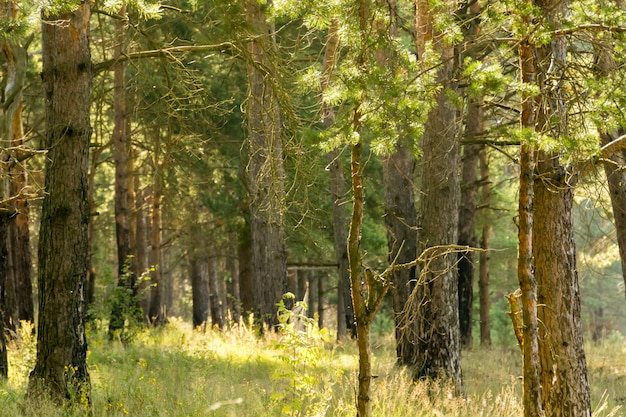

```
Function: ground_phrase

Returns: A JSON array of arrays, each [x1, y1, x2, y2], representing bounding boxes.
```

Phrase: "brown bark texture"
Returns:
[[412, 0, 462, 390], [478, 147, 492, 346], [517, 11, 544, 414], [1, 1, 34, 329], [189, 256, 209, 329], [0, 213, 9, 378], [245, 0, 288, 327], [110, 5, 138, 337], [28, 0, 92, 402], [532, 1, 591, 415], [382, 145, 418, 365]]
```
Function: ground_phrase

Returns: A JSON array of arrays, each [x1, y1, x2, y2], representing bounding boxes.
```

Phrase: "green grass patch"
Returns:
[[0, 318, 624, 416]]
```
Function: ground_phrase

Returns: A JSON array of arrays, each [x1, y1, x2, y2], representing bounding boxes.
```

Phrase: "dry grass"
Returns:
[[0, 319, 624, 416]]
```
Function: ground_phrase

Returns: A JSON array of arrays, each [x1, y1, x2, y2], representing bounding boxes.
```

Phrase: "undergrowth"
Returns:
[[0, 318, 624, 416]]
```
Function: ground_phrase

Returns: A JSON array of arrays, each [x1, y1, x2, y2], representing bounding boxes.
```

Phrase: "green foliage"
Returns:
[[271, 293, 334, 416]]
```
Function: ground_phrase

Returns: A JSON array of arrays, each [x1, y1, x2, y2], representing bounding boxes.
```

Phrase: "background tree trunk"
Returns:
[[189, 255, 209, 329], [207, 256, 224, 329], [412, 0, 462, 390], [0, 213, 9, 378], [478, 147, 492, 346], [109, 5, 137, 337], [382, 145, 418, 365], [245, 0, 288, 327], [28, 0, 92, 401]]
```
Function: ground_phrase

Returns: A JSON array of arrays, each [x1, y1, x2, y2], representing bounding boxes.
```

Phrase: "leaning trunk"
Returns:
[[28, 1, 92, 402]]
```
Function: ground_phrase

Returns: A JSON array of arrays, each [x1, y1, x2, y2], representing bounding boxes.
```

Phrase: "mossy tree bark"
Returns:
[[28, 0, 91, 402]]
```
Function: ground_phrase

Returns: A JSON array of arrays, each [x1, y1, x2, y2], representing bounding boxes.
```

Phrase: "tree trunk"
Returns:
[[600, 130, 626, 295], [238, 221, 254, 316], [0, 213, 9, 378], [478, 147, 492, 346], [412, 0, 462, 391], [1, 2, 34, 330], [516, 6, 544, 414], [109, 5, 137, 337], [134, 175, 150, 315], [28, 1, 91, 402], [189, 255, 209, 329], [207, 256, 224, 329], [457, 94, 482, 348], [382, 144, 418, 365], [227, 242, 241, 321], [148, 130, 166, 324], [534, 174, 591, 417], [245, 0, 288, 327], [532, 1, 591, 415], [321, 19, 355, 341]]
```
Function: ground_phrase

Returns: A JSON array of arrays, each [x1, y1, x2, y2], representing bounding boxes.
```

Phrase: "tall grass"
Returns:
[[0, 319, 624, 416]]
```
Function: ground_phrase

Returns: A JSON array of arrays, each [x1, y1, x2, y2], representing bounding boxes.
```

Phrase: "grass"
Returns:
[[0, 318, 625, 416]]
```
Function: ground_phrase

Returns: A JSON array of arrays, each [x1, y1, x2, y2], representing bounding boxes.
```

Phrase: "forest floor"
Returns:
[[1, 318, 625, 416]]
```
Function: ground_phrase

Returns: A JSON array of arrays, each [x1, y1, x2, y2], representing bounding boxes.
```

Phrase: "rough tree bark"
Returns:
[[412, 0, 463, 390], [0, 213, 8, 378], [533, 2, 591, 414], [245, 0, 288, 327], [28, 0, 91, 402], [516, 4, 544, 415]]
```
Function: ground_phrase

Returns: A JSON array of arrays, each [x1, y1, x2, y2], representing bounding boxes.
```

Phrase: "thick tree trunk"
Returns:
[[382, 145, 418, 365], [245, 0, 288, 327], [478, 147, 492, 346], [28, 1, 91, 402], [412, 0, 462, 391], [534, 173, 591, 417]]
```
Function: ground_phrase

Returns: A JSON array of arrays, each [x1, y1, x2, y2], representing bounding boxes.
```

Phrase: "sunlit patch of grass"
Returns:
[[1, 319, 626, 416]]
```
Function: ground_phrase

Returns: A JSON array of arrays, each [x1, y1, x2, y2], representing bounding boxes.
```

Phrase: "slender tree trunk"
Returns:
[[321, 19, 355, 341], [134, 175, 150, 315], [148, 129, 166, 324], [516, 7, 544, 414], [601, 130, 626, 294], [0, 213, 9, 378], [457, 93, 483, 348], [227, 243, 241, 321], [189, 255, 209, 329], [412, 0, 462, 391], [245, 0, 288, 327], [1, 2, 33, 330], [382, 145, 418, 365], [109, 5, 137, 337], [238, 214, 254, 316], [478, 147, 492, 346], [28, 1, 91, 402], [207, 256, 224, 329]]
